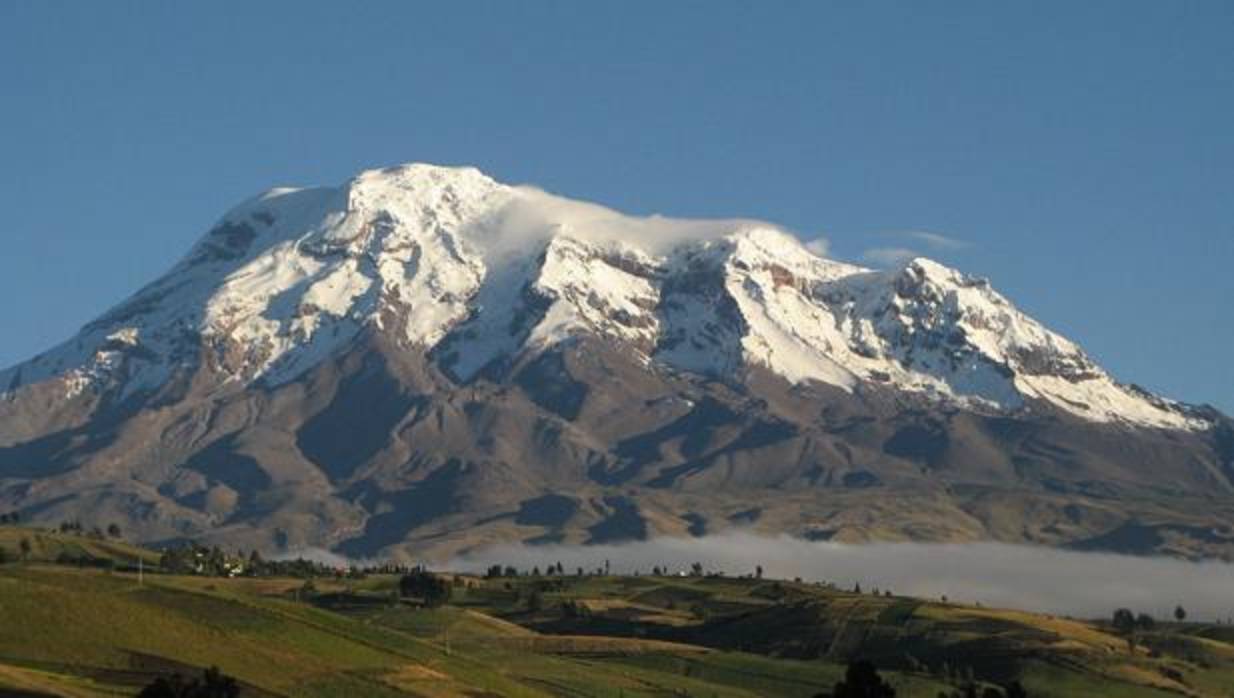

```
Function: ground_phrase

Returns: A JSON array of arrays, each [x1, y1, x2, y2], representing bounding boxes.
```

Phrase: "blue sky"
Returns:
[[1, 2, 1231, 412]]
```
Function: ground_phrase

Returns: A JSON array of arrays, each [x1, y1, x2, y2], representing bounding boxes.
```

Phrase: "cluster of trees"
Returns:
[[1113, 605, 1187, 629], [823, 659, 898, 697], [0, 515, 127, 540], [353, 561, 420, 575], [398, 568, 452, 607], [0, 514, 126, 538], [895, 656, 1028, 697], [157, 544, 391, 580], [137, 666, 239, 698], [648, 562, 716, 577], [560, 598, 592, 619], [54, 551, 115, 569], [477, 560, 901, 585], [1111, 605, 1187, 652], [474, 561, 917, 601], [1111, 608, 1158, 634], [485, 564, 532, 578], [244, 551, 369, 579], [159, 544, 241, 577], [850, 583, 895, 597], [933, 682, 1028, 698], [483, 559, 757, 579], [819, 659, 1029, 698], [483, 561, 597, 578], [0, 537, 31, 564], [53, 520, 123, 539]]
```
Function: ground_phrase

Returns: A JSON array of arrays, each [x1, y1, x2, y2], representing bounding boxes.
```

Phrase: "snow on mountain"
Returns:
[[0, 163, 1207, 431]]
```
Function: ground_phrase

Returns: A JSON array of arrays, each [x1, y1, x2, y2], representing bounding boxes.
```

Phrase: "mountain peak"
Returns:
[[0, 164, 1213, 431], [345, 162, 502, 211], [3, 162, 1231, 562]]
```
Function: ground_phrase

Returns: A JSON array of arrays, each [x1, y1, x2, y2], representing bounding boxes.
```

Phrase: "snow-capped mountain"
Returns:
[[0, 164, 1204, 430], [1, 164, 1230, 561]]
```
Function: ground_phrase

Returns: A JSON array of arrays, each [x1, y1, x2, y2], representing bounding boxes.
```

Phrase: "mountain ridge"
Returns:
[[0, 163, 1210, 430], [1, 163, 1230, 561]]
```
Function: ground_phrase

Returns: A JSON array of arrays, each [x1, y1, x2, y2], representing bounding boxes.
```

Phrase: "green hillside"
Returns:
[[0, 528, 1231, 697], [0, 525, 160, 567]]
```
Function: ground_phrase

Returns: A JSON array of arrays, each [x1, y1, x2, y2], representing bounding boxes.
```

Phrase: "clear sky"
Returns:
[[1, 2, 1231, 412]]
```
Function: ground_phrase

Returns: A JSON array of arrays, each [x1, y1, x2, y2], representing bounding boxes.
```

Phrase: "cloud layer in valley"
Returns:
[[439, 534, 1234, 621]]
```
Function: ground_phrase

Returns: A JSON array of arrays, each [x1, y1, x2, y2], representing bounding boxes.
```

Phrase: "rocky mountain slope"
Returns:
[[1, 164, 1231, 560]]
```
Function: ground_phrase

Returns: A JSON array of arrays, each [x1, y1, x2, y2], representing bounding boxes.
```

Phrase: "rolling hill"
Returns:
[[0, 534, 1231, 697]]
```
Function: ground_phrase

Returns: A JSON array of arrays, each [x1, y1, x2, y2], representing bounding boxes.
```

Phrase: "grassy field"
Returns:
[[0, 526, 159, 567], [0, 527, 1232, 697]]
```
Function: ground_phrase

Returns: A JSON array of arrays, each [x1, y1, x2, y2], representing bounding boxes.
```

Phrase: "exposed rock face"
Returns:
[[1, 163, 1230, 560]]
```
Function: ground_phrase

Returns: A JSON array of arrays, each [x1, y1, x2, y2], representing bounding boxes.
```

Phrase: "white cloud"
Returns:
[[804, 237, 830, 257], [861, 246, 919, 268], [898, 230, 969, 250], [857, 230, 968, 268], [469, 186, 784, 259]]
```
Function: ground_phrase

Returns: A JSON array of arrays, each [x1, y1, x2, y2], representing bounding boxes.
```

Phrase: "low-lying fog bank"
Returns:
[[440, 534, 1234, 622]]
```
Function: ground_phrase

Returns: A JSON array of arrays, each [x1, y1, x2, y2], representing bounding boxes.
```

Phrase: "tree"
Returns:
[[137, 666, 239, 698], [832, 659, 896, 698], [561, 599, 590, 619], [1136, 613, 1156, 631], [18, 538, 31, 560], [399, 569, 451, 607], [201, 667, 239, 698], [1112, 608, 1136, 635], [755, 565, 764, 579], [527, 588, 544, 613], [138, 673, 193, 698], [690, 561, 704, 576], [248, 549, 265, 576], [107, 523, 122, 538], [1174, 605, 1187, 622]]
